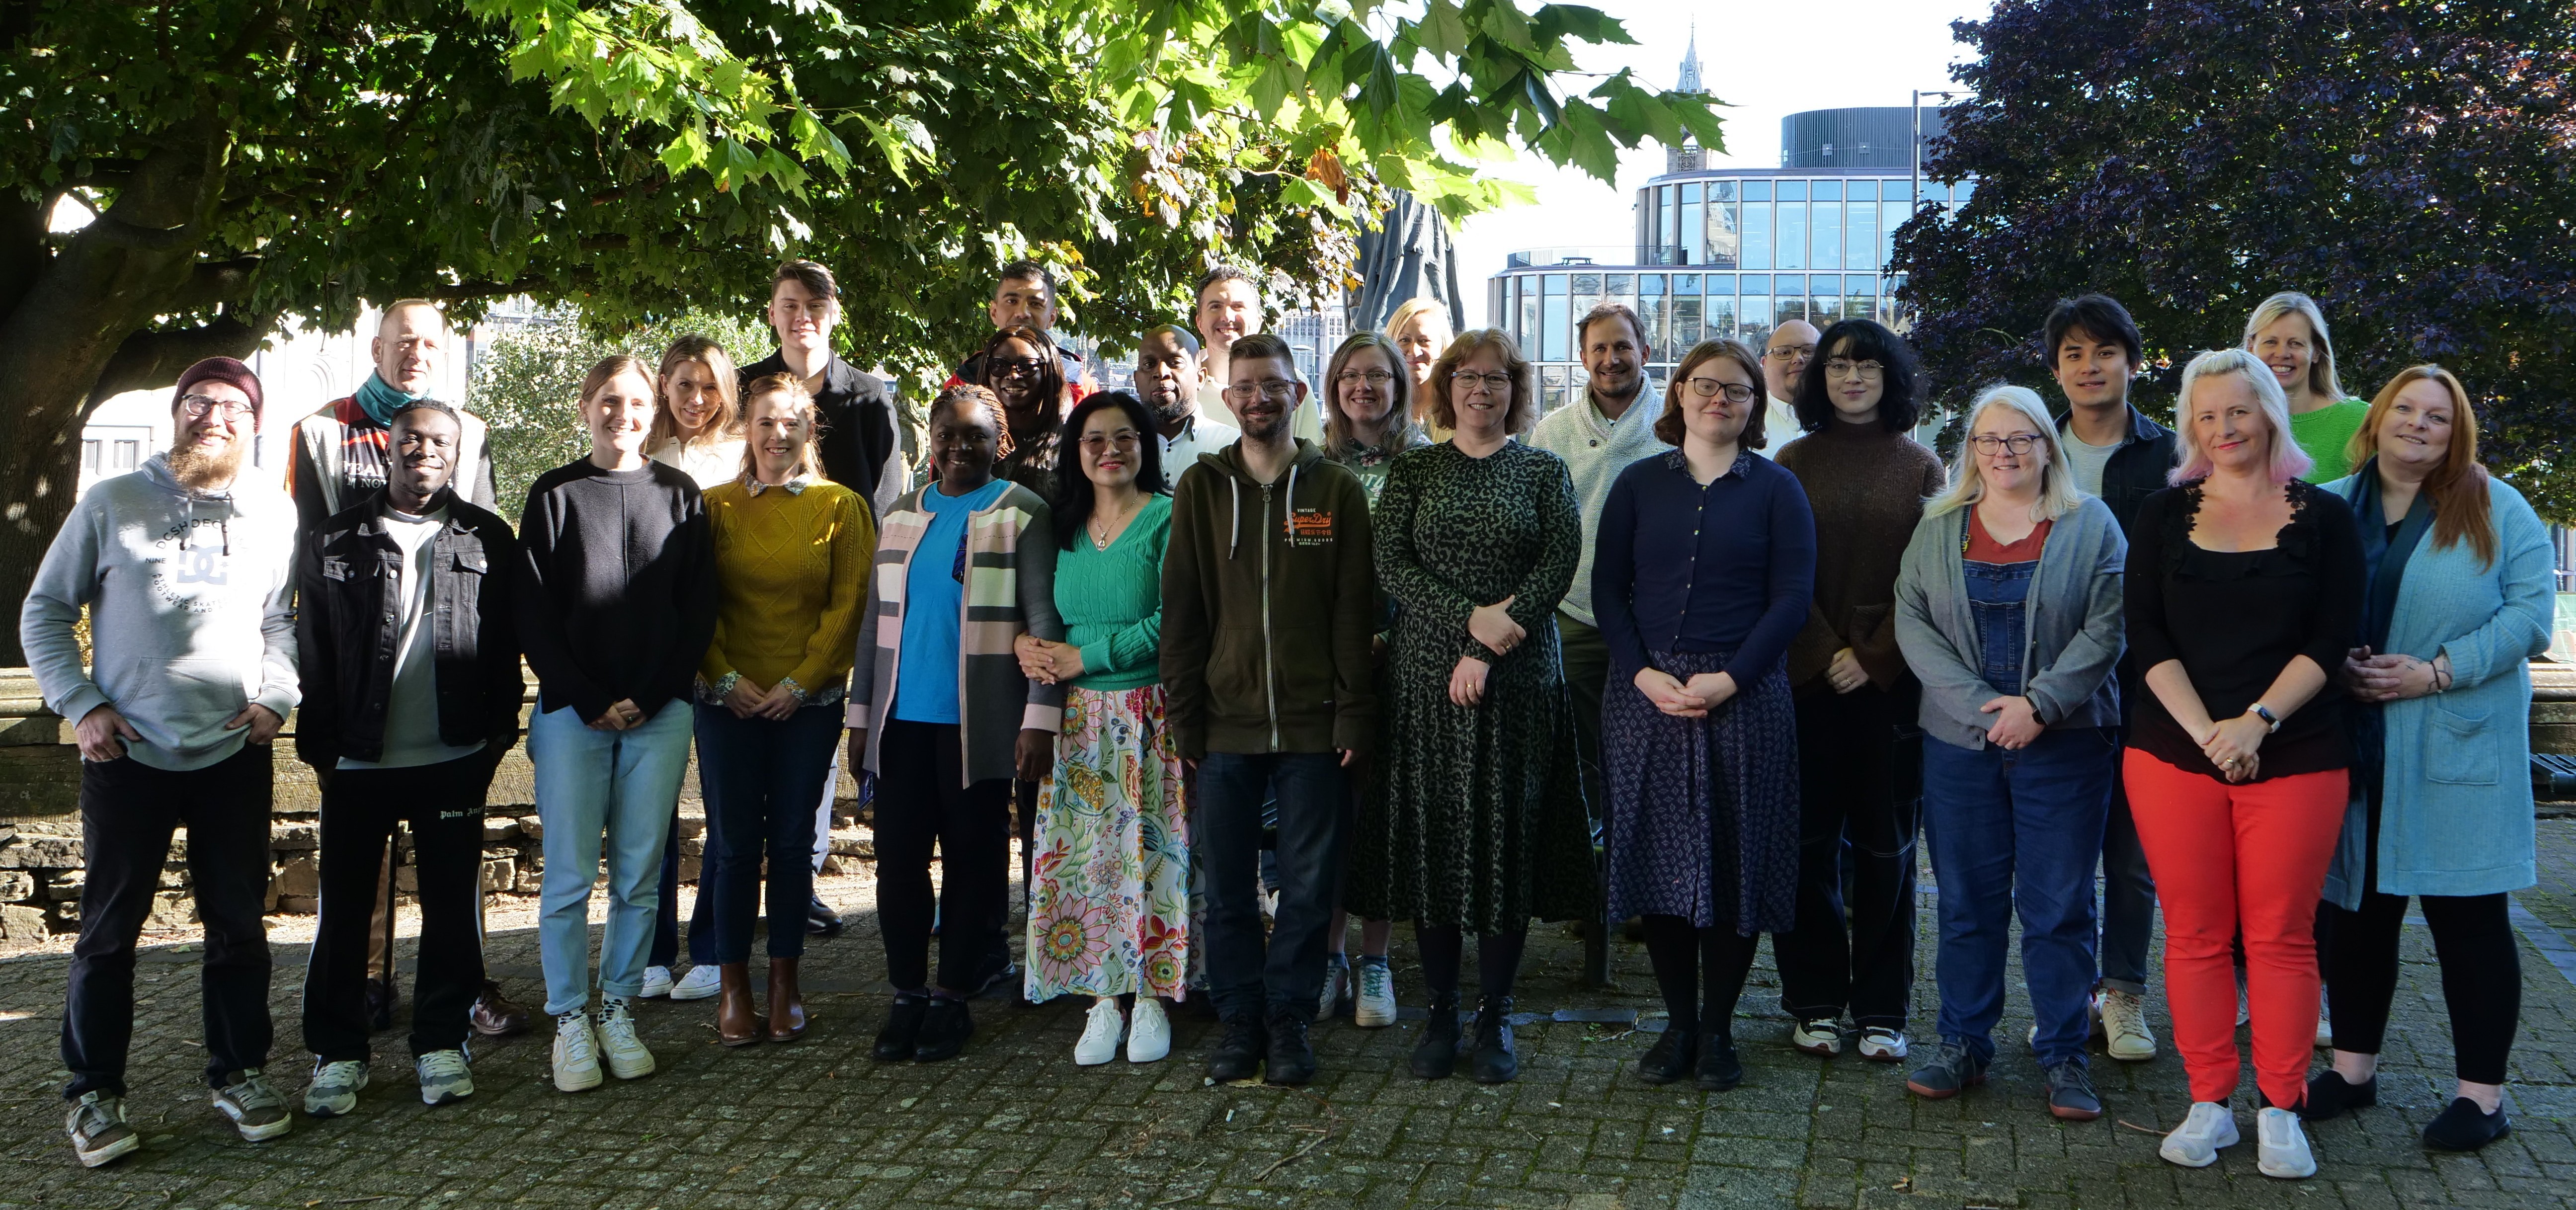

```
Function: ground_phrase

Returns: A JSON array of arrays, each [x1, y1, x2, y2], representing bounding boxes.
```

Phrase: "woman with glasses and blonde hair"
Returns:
[[2242, 291, 2369, 482], [1893, 385, 2127, 1120], [1384, 297, 1455, 437], [1348, 329, 1592, 1084], [2301, 366, 2552, 1151], [2123, 348, 2363, 1178], [1596, 338, 1815, 1091]]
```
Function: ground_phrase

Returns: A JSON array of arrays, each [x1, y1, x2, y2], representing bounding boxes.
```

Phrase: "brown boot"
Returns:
[[765, 957, 807, 1043], [717, 963, 762, 1047]]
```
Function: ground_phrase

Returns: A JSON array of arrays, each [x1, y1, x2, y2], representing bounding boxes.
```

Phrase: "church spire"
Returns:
[[1676, 22, 1705, 94]]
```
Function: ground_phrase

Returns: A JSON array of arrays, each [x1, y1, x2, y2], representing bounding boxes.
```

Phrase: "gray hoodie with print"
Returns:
[[20, 453, 301, 771]]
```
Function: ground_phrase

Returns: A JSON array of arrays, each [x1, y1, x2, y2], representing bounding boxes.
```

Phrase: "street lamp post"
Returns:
[[1911, 88, 1967, 218]]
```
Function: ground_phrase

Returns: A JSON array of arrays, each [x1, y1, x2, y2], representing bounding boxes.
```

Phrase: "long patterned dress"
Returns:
[[1348, 441, 1597, 932]]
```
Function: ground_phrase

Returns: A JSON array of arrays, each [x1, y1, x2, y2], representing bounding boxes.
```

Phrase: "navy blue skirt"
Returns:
[[1602, 648, 1800, 934]]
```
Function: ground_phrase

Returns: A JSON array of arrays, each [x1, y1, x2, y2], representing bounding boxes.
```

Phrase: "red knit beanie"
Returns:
[[173, 357, 265, 431]]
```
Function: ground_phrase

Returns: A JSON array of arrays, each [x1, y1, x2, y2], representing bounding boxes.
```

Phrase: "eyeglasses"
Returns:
[[178, 395, 255, 421], [1452, 371, 1514, 391], [1765, 344, 1816, 362], [1223, 381, 1299, 401], [1334, 369, 1395, 386], [1681, 378, 1758, 403], [1969, 433, 2044, 455], [990, 357, 1046, 379], [1077, 431, 1142, 451], [1824, 358, 1884, 381]]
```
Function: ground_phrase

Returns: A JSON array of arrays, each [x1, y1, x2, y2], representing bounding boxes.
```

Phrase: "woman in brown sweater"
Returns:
[[1772, 318, 1946, 1063]]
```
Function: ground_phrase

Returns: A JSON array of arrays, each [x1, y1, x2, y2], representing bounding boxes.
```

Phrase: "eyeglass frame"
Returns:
[[1678, 377, 1759, 404], [1968, 432, 2046, 456], [176, 394, 256, 422]]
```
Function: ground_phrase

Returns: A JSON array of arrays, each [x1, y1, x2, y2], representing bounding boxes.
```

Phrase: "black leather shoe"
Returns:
[[806, 894, 846, 938], [365, 977, 398, 1034], [873, 995, 928, 1062], [2299, 1069, 2378, 1122], [2422, 1097, 2510, 1151], [1206, 1014, 1267, 1082], [1636, 1028, 1696, 1084], [1411, 992, 1461, 1079], [1265, 1009, 1317, 1086], [1470, 996, 1518, 1084], [1695, 1033, 1743, 1092], [913, 997, 974, 1062]]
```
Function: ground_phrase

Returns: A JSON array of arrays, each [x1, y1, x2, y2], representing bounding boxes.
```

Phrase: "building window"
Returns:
[[82, 440, 101, 475], [1519, 278, 1540, 355], [1542, 274, 1569, 363], [1881, 199, 1911, 267], [1541, 364, 1569, 412], [1813, 198, 1843, 272], [114, 440, 141, 471], [1848, 202, 1880, 273], [1742, 201, 1772, 271], [1739, 295, 1769, 342], [1679, 183, 1702, 267], [1778, 198, 1808, 271], [1671, 294, 1702, 350], [1705, 294, 1738, 345]]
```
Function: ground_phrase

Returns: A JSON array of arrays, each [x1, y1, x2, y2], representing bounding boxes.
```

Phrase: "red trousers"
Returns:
[[2123, 750, 2347, 1108]]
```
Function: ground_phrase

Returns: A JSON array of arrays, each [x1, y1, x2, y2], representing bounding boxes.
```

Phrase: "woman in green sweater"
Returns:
[[1013, 391, 1187, 1067], [2243, 291, 2370, 483]]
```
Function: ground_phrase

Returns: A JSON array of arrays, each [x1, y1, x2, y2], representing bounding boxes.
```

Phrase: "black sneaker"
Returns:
[[1470, 996, 1517, 1085], [913, 998, 974, 1062], [1207, 1014, 1268, 1082], [873, 994, 928, 1062], [1636, 1028, 1696, 1085], [1695, 1033, 1742, 1092], [1410, 992, 1461, 1079], [1265, 1008, 1317, 1086], [967, 948, 1017, 999], [806, 893, 846, 938], [2300, 1069, 2377, 1122], [2422, 1097, 2510, 1151], [1905, 1040, 1988, 1099], [2044, 1059, 2102, 1121]]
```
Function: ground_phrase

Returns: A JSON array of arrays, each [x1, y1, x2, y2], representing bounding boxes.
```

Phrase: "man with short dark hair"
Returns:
[[953, 259, 1094, 391], [1193, 267, 1322, 442], [2044, 292, 2175, 1064], [741, 259, 906, 520], [25, 358, 301, 1166], [1135, 322, 1237, 469]]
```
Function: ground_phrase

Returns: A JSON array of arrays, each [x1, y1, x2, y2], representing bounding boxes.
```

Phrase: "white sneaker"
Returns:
[[2159, 1101, 2240, 1168], [1353, 957, 1397, 1029], [1127, 998, 1171, 1063], [552, 1012, 603, 1093], [415, 1049, 473, 1106], [2100, 988, 2158, 1062], [302, 1059, 369, 1119], [670, 965, 722, 1001], [1857, 1028, 1908, 1062], [640, 966, 675, 999], [2256, 1106, 2317, 1178], [1317, 959, 1350, 1018], [595, 997, 655, 1080], [1791, 1018, 1844, 1057], [1074, 1000, 1124, 1066]]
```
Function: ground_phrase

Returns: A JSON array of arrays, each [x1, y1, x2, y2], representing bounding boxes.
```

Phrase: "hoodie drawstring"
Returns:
[[1227, 476, 1241, 560], [1283, 462, 1299, 533]]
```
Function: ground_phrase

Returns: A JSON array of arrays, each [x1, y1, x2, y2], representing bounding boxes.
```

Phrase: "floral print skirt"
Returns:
[[1024, 684, 1191, 1002]]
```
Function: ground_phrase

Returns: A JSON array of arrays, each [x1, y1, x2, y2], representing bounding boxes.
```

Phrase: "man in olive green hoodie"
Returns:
[[1162, 331, 1378, 1086]]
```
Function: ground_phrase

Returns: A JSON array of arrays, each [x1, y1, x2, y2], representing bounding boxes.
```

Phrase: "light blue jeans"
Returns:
[[531, 702, 694, 1016]]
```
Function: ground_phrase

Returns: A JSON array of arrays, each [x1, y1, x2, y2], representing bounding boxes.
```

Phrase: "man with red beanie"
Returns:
[[21, 357, 303, 1166]]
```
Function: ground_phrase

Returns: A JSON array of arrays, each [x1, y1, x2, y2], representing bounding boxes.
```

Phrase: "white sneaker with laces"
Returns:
[[2100, 988, 2157, 1061], [1857, 1028, 1908, 1062], [1127, 997, 1171, 1063], [1074, 1000, 1124, 1066], [1317, 959, 1350, 1018], [670, 964, 722, 1001], [552, 1011, 603, 1093], [1354, 957, 1397, 1029], [595, 997, 655, 1080], [2256, 1106, 2317, 1178], [1791, 1018, 1844, 1057], [302, 1058, 369, 1118], [640, 966, 675, 999], [415, 1049, 474, 1106], [2159, 1101, 2240, 1168]]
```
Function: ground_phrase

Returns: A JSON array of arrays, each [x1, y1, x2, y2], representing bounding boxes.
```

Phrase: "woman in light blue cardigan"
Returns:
[[2305, 366, 2553, 1152]]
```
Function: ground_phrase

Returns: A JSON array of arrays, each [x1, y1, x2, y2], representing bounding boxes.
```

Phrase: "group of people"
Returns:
[[24, 251, 2550, 1190]]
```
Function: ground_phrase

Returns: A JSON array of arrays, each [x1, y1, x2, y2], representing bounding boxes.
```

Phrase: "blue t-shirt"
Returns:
[[891, 479, 1012, 725]]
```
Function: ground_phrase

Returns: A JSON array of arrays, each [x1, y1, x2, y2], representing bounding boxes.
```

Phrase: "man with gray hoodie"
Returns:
[[22, 357, 302, 1167]]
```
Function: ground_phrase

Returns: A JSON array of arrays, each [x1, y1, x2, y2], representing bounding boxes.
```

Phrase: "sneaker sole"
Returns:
[[228, 1115, 293, 1142], [670, 984, 721, 1002], [1906, 1072, 1986, 1099], [75, 1134, 141, 1168], [2257, 1155, 2316, 1179], [2049, 1100, 2105, 1121], [2160, 1125, 2238, 1168], [1126, 1043, 1170, 1063], [606, 1058, 655, 1080], [1857, 1045, 1907, 1063], [421, 1084, 474, 1107], [554, 1065, 604, 1093], [2106, 1043, 2158, 1062], [1792, 1038, 1842, 1057], [1354, 1008, 1396, 1029], [303, 1097, 358, 1119]]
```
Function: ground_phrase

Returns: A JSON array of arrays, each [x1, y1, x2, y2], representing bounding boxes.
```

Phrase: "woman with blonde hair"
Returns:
[[2242, 291, 2368, 482], [1385, 297, 1455, 437], [1893, 385, 2128, 1120], [2304, 366, 2552, 1151]]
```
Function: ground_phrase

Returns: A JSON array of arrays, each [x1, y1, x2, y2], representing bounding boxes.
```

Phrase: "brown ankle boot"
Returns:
[[765, 957, 807, 1043], [717, 962, 762, 1047]]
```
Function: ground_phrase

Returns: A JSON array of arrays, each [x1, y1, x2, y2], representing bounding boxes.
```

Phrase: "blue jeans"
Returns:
[[531, 702, 694, 1015], [694, 702, 839, 963], [1195, 751, 1349, 1021], [1922, 727, 2117, 1066]]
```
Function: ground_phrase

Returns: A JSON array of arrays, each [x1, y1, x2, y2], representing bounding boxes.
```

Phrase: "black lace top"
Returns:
[[2124, 479, 2364, 782]]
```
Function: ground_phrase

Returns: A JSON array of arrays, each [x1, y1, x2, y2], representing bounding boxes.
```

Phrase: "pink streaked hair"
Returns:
[[2169, 348, 2314, 485]]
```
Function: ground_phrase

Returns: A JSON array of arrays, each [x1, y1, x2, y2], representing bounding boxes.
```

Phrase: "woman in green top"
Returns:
[[2244, 291, 2370, 483], [1013, 391, 1187, 1067]]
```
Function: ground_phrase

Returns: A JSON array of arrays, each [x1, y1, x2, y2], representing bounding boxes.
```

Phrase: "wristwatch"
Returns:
[[2250, 703, 2282, 733]]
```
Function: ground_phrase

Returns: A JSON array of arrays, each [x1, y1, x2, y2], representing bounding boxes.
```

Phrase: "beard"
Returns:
[[1144, 391, 1190, 425], [167, 436, 247, 490]]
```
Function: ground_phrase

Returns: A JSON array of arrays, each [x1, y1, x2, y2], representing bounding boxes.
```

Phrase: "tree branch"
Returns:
[[87, 311, 280, 406]]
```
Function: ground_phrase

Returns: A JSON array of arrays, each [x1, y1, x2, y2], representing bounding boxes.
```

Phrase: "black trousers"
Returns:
[[2324, 889, 2520, 1085], [62, 745, 275, 1098], [875, 720, 1012, 992], [1774, 686, 1918, 1030], [303, 754, 495, 1062]]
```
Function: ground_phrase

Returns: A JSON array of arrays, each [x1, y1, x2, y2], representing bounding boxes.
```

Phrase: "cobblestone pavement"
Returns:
[[1, 822, 2573, 1210]]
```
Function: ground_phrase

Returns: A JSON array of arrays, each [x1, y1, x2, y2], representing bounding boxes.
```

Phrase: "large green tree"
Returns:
[[1, 0, 1724, 662], [1894, 0, 2576, 518]]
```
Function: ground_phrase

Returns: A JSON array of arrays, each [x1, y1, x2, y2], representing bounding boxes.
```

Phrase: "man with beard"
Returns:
[[295, 401, 525, 1119], [1136, 323, 1237, 469], [951, 260, 1096, 394], [1192, 267, 1323, 442], [24, 358, 302, 1165]]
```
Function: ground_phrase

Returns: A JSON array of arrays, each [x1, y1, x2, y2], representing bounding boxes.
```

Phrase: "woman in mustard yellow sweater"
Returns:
[[694, 374, 875, 1045]]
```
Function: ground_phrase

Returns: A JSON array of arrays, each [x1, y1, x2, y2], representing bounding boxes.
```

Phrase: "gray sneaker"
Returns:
[[212, 1068, 293, 1141], [302, 1058, 369, 1118], [1904, 1041, 1989, 1100], [415, 1049, 474, 1106], [66, 1091, 138, 1168], [2045, 1059, 2103, 1121]]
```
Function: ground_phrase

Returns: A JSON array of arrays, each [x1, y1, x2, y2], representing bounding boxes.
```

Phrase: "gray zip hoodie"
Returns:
[[21, 454, 300, 770]]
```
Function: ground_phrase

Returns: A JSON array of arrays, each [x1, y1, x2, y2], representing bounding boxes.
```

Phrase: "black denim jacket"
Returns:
[[2055, 404, 2178, 537]]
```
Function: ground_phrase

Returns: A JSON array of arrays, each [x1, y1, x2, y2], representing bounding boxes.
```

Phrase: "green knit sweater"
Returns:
[[1054, 494, 1171, 692]]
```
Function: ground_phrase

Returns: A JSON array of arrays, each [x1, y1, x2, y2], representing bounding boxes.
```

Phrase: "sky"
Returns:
[[1448, 0, 1995, 327]]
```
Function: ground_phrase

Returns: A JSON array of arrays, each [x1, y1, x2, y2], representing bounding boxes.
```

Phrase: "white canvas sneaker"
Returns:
[[2099, 988, 2158, 1061], [552, 1012, 603, 1093], [2160, 1101, 2240, 1168], [2256, 1107, 2317, 1178], [595, 997, 656, 1080], [670, 964, 722, 1001], [640, 966, 676, 999], [1074, 1000, 1124, 1066], [1127, 997, 1171, 1063], [1354, 957, 1397, 1029]]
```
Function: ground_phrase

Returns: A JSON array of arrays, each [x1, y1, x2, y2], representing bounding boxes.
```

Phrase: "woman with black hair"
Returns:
[[979, 325, 1073, 498], [1012, 391, 1189, 1067], [1771, 318, 1945, 1065]]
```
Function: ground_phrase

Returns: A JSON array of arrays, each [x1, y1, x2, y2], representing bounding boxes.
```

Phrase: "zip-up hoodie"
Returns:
[[1159, 438, 1377, 759], [20, 454, 300, 770]]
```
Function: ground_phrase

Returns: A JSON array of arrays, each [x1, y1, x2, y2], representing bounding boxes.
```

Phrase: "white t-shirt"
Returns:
[[1754, 394, 1804, 459], [339, 504, 488, 770], [2061, 429, 2121, 498], [648, 436, 747, 491]]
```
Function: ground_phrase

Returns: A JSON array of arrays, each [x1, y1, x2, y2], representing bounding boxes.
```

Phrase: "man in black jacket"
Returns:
[[738, 258, 906, 519], [295, 401, 523, 1118], [2045, 294, 2176, 1066]]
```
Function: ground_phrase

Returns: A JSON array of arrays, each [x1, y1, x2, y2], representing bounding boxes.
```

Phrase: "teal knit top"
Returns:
[[1055, 494, 1172, 692]]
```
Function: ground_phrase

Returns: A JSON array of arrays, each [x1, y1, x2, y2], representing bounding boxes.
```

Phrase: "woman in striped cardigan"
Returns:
[[845, 384, 1064, 1063]]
